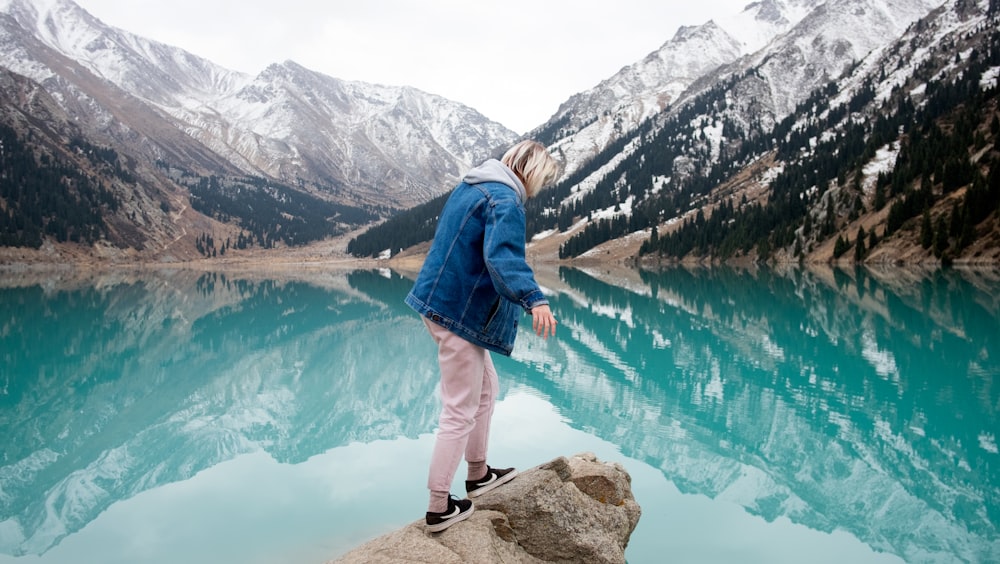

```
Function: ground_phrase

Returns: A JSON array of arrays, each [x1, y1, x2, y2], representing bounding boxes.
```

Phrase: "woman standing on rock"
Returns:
[[405, 140, 561, 532]]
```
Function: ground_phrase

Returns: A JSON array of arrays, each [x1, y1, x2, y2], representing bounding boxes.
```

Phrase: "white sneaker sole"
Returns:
[[425, 504, 474, 533], [467, 469, 518, 498]]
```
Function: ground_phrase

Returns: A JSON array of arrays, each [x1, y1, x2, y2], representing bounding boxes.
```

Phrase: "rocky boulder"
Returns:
[[331, 453, 642, 563]]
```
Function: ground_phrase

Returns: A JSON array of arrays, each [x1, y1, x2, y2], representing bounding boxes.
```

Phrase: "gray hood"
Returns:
[[462, 159, 526, 203]]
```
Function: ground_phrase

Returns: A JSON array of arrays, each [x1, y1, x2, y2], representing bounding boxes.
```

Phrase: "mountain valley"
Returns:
[[1, 0, 998, 268]]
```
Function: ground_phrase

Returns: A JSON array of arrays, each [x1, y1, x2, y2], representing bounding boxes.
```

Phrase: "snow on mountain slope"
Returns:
[[538, 21, 744, 178], [741, 0, 949, 119], [172, 60, 516, 205], [535, 0, 828, 178], [534, 0, 945, 182], [715, 0, 820, 52], [0, 0, 249, 103], [0, 0, 516, 209]]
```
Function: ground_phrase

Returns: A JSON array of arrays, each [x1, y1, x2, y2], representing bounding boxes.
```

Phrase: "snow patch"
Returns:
[[861, 143, 899, 193], [531, 228, 558, 241], [981, 66, 1000, 90]]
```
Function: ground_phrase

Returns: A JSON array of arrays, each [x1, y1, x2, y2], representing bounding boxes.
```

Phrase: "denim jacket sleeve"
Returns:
[[482, 190, 548, 311]]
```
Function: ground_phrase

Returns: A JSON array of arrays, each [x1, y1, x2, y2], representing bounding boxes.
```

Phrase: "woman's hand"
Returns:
[[531, 304, 557, 339]]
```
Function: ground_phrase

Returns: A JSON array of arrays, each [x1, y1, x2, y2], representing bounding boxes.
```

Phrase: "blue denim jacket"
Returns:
[[405, 160, 548, 356]]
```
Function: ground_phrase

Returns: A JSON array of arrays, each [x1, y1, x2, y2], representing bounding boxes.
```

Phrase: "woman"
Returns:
[[404, 140, 561, 532]]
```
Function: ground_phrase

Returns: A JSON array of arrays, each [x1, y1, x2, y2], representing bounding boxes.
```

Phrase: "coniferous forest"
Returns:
[[2, 3, 997, 265], [0, 126, 120, 248], [176, 169, 380, 253], [346, 190, 451, 257], [641, 26, 1000, 264], [347, 15, 999, 265]]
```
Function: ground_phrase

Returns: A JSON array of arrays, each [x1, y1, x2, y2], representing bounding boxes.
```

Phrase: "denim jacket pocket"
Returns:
[[484, 299, 519, 346], [484, 297, 501, 329]]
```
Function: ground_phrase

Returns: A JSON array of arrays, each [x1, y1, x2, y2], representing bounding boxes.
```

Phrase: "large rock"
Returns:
[[331, 453, 642, 563]]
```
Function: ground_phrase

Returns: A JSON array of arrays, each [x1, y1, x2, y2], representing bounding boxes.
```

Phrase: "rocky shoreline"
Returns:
[[331, 453, 641, 564]]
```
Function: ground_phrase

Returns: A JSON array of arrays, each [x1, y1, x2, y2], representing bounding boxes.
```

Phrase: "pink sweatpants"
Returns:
[[423, 317, 499, 495]]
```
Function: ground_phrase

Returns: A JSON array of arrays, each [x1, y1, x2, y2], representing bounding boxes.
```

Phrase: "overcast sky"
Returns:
[[73, 1, 750, 134]]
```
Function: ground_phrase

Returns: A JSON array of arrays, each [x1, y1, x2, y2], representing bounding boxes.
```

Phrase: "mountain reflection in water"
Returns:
[[0, 265, 997, 563]]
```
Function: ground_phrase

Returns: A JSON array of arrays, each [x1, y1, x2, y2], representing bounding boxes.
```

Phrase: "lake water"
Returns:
[[0, 264, 997, 564]]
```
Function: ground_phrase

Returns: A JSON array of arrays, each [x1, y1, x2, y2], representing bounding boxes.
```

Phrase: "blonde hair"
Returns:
[[501, 140, 561, 198]]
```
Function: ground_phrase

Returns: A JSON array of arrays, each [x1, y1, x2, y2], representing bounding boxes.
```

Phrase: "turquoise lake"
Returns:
[[0, 264, 997, 564]]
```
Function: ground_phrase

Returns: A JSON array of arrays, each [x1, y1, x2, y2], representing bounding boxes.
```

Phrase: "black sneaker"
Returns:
[[425, 495, 474, 533], [465, 466, 518, 498]]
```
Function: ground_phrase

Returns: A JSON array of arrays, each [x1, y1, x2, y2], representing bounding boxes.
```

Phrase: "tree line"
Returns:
[[643, 26, 1000, 263], [0, 126, 120, 248], [344, 15, 999, 264], [171, 169, 379, 252]]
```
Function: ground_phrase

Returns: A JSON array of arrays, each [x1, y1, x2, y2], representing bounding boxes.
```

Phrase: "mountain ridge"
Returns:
[[0, 0, 516, 263], [363, 0, 998, 268], [2, 0, 998, 267]]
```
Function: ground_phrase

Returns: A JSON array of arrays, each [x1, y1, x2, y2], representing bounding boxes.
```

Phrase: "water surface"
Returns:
[[0, 265, 997, 563]]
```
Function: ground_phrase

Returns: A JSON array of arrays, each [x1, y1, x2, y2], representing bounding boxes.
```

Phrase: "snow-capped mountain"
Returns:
[[0, 0, 516, 214], [536, 21, 745, 177], [734, 0, 949, 117], [526, 0, 997, 267], [0, 0, 245, 103], [1, 0, 993, 265], [534, 0, 945, 177], [532, 0, 829, 175], [189, 60, 516, 205], [353, 0, 991, 262]]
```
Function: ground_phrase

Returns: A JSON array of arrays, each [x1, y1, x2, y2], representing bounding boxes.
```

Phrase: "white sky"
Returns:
[[73, 0, 750, 134]]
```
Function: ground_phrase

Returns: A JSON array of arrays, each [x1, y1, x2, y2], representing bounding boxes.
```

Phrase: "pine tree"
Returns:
[[834, 235, 851, 258], [855, 226, 866, 262], [960, 208, 975, 249], [874, 182, 886, 211], [933, 215, 949, 257], [920, 208, 934, 249], [949, 202, 963, 238]]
